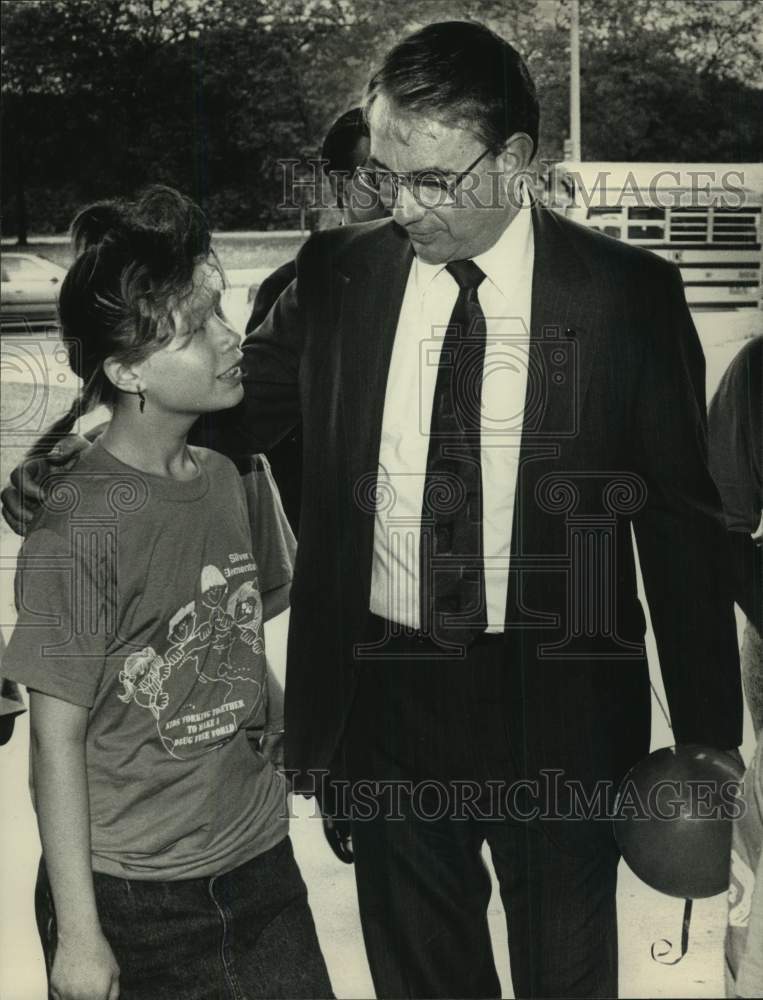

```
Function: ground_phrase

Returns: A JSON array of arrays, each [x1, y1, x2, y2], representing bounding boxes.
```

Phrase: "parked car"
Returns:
[[0, 253, 68, 332]]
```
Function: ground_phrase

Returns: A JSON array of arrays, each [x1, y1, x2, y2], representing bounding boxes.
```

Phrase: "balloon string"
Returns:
[[651, 898, 693, 965], [650, 681, 672, 730]]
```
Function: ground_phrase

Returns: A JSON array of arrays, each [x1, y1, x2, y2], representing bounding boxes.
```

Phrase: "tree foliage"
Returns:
[[1, 0, 760, 237]]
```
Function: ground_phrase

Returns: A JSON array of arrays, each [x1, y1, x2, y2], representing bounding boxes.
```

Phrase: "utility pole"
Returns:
[[570, 0, 582, 161]]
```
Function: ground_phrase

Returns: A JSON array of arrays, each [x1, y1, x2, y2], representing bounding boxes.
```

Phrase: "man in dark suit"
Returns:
[[213, 20, 742, 999], [1, 19, 743, 1000]]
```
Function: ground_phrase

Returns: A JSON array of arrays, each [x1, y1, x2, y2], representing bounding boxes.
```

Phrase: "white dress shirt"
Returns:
[[369, 197, 535, 631]]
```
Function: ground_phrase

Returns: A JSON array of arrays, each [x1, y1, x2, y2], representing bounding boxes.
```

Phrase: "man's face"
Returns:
[[366, 94, 515, 264]]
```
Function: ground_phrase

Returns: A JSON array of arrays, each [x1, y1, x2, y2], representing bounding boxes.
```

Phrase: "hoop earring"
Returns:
[[138, 390, 146, 414]]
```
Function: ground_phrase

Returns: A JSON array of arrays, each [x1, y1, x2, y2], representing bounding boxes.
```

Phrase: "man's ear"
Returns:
[[102, 357, 143, 397], [495, 132, 535, 178], [494, 133, 535, 208]]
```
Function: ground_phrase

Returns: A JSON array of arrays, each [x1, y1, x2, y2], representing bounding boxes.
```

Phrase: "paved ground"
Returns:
[[0, 294, 760, 999]]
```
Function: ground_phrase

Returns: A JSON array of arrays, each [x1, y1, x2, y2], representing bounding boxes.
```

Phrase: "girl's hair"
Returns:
[[27, 185, 216, 459]]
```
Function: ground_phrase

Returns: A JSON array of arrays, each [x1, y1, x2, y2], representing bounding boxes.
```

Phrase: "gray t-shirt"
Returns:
[[5, 440, 290, 880]]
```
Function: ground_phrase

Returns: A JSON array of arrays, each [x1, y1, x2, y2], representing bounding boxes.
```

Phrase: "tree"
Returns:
[[1, 0, 761, 236]]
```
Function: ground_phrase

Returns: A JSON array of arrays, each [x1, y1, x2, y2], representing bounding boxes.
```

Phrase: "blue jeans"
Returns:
[[35, 836, 333, 1000]]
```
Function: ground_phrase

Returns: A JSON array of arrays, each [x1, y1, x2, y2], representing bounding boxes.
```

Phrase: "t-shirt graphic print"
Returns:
[[118, 557, 266, 758]]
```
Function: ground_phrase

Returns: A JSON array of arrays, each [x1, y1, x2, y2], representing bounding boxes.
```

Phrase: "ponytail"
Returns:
[[24, 398, 83, 462], [24, 368, 105, 461]]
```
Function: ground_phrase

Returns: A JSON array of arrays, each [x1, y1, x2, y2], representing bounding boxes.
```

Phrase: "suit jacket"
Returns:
[[214, 206, 742, 841]]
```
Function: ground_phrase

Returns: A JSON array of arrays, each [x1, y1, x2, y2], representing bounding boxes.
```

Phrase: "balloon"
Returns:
[[613, 744, 744, 899]]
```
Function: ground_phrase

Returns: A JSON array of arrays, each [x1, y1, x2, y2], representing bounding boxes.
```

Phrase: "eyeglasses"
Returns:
[[354, 148, 491, 209]]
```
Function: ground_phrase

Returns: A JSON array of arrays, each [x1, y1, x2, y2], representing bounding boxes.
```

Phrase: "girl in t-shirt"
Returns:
[[3, 187, 332, 1000]]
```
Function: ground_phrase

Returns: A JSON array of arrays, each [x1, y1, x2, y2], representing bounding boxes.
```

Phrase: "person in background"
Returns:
[[1, 187, 332, 1000], [708, 334, 763, 735], [709, 335, 763, 998], [726, 732, 763, 998], [248, 106, 389, 532]]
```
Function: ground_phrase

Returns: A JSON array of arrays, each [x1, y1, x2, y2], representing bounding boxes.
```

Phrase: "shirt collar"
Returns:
[[413, 184, 533, 299]]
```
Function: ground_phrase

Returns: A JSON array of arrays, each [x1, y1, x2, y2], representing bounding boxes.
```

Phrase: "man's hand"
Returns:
[[50, 929, 120, 1000], [260, 730, 286, 774], [1, 434, 89, 536], [317, 783, 354, 864], [722, 747, 745, 773], [322, 813, 354, 864], [751, 509, 763, 548]]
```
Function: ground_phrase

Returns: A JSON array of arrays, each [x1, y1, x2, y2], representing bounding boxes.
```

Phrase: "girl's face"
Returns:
[[138, 263, 244, 416]]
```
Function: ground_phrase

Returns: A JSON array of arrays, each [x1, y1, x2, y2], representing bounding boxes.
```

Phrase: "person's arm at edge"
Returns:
[[30, 689, 120, 1000], [734, 782, 763, 997], [632, 262, 742, 750]]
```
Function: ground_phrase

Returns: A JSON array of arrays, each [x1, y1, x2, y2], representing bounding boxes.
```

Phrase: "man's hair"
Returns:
[[363, 21, 539, 157], [321, 107, 370, 177]]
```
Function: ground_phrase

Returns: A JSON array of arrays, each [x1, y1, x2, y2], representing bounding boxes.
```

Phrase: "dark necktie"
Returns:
[[420, 259, 488, 648]]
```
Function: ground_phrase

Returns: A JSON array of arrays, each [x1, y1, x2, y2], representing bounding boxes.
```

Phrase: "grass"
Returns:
[[2, 234, 309, 273]]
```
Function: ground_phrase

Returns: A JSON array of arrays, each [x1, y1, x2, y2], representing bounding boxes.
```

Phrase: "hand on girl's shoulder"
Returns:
[[1, 433, 91, 537], [26, 454, 130, 538]]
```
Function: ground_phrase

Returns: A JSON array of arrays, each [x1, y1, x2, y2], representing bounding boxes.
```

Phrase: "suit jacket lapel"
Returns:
[[525, 204, 600, 446], [504, 206, 603, 628]]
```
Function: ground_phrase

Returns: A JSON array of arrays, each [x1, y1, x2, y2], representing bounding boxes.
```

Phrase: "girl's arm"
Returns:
[[30, 690, 120, 1000]]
